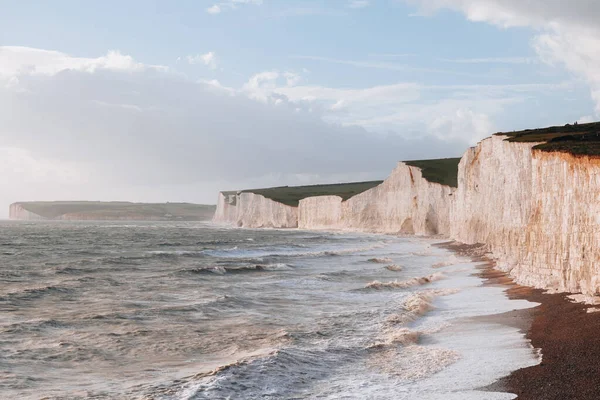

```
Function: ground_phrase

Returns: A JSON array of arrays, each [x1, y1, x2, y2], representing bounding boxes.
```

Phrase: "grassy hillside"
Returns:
[[497, 121, 600, 156], [403, 158, 461, 187], [239, 181, 384, 207], [16, 201, 216, 220]]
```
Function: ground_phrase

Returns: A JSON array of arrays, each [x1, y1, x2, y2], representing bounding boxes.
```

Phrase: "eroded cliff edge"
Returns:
[[214, 122, 600, 296]]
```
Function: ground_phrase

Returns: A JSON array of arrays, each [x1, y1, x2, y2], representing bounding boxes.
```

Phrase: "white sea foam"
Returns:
[[432, 255, 464, 268], [385, 345, 460, 381]]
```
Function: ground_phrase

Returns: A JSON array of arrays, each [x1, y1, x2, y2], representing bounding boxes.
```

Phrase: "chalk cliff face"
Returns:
[[523, 151, 600, 295], [451, 135, 600, 295], [214, 192, 298, 228], [297, 163, 455, 235], [451, 135, 537, 263], [9, 203, 46, 220], [298, 196, 343, 230], [214, 134, 600, 296]]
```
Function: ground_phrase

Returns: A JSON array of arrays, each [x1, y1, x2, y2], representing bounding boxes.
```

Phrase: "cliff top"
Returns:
[[403, 158, 461, 187], [233, 181, 384, 207], [497, 121, 600, 156], [12, 201, 216, 220]]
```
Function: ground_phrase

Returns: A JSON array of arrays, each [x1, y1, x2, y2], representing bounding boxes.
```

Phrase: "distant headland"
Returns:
[[9, 201, 216, 221]]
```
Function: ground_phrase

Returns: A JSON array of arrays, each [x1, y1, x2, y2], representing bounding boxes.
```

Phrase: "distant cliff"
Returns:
[[9, 202, 216, 221], [214, 121, 600, 298]]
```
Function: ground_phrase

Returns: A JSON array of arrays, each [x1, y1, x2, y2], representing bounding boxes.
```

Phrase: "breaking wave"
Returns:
[[365, 273, 445, 290], [432, 255, 463, 268], [386, 289, 460, 326], [369, 328, 422, 349], [385, 264, 403, 271], [368, 257, 393, 264], [180, 263, 293, 275], [204, 243, 385, 259]]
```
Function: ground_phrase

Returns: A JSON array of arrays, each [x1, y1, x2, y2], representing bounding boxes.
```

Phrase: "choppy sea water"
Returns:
[[0, 221, 540, 399]]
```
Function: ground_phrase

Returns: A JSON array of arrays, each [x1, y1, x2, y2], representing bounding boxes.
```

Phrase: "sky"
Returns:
[[1, 0, 599, 217]]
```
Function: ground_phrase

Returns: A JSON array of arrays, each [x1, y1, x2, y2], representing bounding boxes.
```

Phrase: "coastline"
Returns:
[[439, 240, 600, 400]]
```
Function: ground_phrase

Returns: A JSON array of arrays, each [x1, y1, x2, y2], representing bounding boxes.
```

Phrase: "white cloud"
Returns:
[[406, 0, 600, 113], [578, 115, 595, 124], [0, 46, 164, 78], [283, 72, 301, 86], [206, 5, 221, 14], [348, 1, 370, 9], [206, 0, 263, 14], [428, 108, 494, 143], [186, 52, 217, 69], [243, 67, 568, 141], [0, 46, 469, 216]]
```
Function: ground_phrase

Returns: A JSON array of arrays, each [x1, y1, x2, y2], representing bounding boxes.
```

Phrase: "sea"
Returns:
[[0, 221, 540, 399]]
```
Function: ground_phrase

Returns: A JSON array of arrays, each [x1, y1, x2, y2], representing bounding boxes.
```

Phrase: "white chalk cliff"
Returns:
[[214, 192, 297, 228], [9, 203, 46, 220], [298, 163, 455, 235], [214, 134, 600, 296]]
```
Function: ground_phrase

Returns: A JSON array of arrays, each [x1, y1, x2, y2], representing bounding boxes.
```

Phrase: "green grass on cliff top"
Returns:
[[496, 121, 600, 156], [16, 201, 216, 220], [233, 158, 461, 207], [239, 181, 384, 207], [403, 158, 461, 188]]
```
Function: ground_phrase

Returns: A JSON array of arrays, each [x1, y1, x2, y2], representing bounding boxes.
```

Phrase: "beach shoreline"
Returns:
[[437, 240, 600, 400]]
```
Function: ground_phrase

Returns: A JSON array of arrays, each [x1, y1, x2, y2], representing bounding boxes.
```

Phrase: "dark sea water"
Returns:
[[0, 221, 539, 399]]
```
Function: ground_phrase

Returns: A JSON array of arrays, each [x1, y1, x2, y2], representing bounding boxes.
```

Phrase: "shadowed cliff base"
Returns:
[[498, 121, 600, 156], [10, 201, 216, 221], [437, 241, 600, 400]]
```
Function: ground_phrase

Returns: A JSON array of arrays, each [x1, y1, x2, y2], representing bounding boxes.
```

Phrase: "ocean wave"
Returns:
[[432, 255, 464, 268], [147, 250, 207, 257], [365, 273, 445, 290], [403, 292, 435, 317], [180, 263, 293, 275], [315, 270, 352, 280], [369, 328, 422, 349], [386, 289, 460, 326], [169, 344, 360, 399], [0, 284, 74, 302], [368, 257, 393, 264], [1, 318, 71, 334], [54, 265, 98, 275], [385, 264, 403, 271], [204, 243, 385, 260]]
